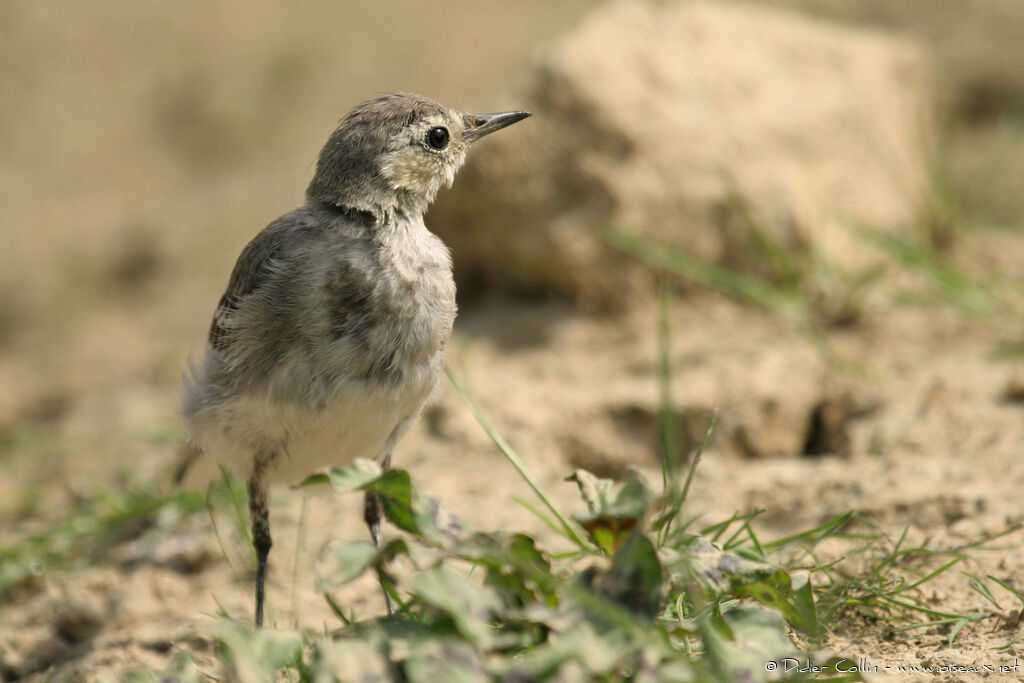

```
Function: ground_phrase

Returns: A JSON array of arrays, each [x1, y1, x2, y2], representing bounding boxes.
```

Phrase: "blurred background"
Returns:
[[0, 0, 594, 493], [1, 0, 1023, 677]]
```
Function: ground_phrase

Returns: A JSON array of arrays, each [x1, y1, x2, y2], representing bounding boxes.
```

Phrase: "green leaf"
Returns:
[[413, 495, 466, 544], [402, 639, 487, 683], [507, 532, 549, 569], [322, 540, 377, 586], [674, 536, 820, 638], [298, 461, 464, 546], [496, 621, 629, 680], [568, 469, 617, 515], [679, 536, 768, 589], [210, 621, 304, 683], [358, 470, 465, 544], [732, 568, 819, 638], [571, 468, 651, 521], [788, 571, 820, 640], [571, 468, 652, 555], [427, 531, 558, 609], [718, 606, 800, 682], [371, 469, 417, 533], [410, 566, 503, 646], [295, 457, 383, 491], [318, 538, 409, 588], [598, 529, 664, 621], [310, 630, 394, 682], [450, 531, 549, 573]]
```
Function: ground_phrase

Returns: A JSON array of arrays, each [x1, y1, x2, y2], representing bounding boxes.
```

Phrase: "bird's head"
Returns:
[[307, 92, 530, 218]]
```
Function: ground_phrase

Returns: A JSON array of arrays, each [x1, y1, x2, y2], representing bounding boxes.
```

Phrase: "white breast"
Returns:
[[189, 216, 456, 484]]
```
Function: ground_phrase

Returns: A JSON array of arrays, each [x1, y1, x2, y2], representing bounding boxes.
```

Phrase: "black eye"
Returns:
[[426, 126, 449, 150]]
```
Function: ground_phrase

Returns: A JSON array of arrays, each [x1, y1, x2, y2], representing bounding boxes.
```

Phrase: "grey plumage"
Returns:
[[182, 93, 530, 627]]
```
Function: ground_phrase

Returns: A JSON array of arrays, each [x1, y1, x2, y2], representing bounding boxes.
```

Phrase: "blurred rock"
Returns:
[[431, 0, 935, 309], [757, 0, 1024, 121]]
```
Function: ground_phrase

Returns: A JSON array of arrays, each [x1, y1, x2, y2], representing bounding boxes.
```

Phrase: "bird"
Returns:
[[180, 92, 530, 627]]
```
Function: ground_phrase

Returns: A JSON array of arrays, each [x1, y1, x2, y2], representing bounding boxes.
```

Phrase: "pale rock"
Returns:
[[432, 0, 935, 308]]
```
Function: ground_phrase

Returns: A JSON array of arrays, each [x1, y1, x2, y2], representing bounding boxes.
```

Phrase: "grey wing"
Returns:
[[208, 228, 289, 354]]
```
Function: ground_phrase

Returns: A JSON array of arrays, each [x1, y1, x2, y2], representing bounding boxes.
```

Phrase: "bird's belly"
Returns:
[[196, 361, 439, 484]]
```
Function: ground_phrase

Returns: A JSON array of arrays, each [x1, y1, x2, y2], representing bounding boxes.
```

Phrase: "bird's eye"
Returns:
[[426, 126, 450, 150]]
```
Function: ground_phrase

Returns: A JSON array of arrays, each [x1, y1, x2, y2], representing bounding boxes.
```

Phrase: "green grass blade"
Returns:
[[946, 524, 1023, 553], [601, 223, 798, 311], [512, 495, 565, 539], [218, 464, 253, 556], [657, 284, 679, 491], [963, 573, 1002, 610], [899, 555, 963, 592], [207, 482, 243, 587], [987, 574, 1024, 605], [862, 229, 998, 315], [446, 368, 590, 550], [764, 512, 854, 551]]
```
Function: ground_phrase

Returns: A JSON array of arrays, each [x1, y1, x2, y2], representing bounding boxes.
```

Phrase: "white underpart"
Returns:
[[192, 362, 438, 483]]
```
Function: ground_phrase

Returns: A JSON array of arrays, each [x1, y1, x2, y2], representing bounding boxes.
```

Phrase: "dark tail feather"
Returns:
[[172, 442, 203, 485]]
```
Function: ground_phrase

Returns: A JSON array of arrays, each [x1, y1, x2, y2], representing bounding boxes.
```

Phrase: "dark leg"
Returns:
[[248, 465, 272, 628], [364, 454, 395, 615]]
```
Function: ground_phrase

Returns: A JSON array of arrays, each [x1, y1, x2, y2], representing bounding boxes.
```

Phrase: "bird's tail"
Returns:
[[175, 351, 211, 486], [171, 441, 203, 485]]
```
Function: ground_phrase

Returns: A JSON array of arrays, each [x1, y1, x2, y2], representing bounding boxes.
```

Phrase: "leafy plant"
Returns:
[[151, 299, 1007, 682], [283, 454, 842, 682]]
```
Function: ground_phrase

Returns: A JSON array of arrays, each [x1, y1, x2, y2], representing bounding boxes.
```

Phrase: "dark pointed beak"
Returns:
[[463, 110, 531, 143]]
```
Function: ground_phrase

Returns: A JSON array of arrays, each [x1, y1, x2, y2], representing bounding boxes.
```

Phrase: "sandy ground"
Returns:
[[2, 1, 1024, 681], [2, 263, 1023, 680]]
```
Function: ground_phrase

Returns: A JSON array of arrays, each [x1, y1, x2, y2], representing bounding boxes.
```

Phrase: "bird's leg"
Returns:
[[364, 453, 395, 615], [248, 462, 272, 628]]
